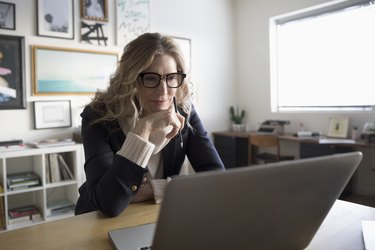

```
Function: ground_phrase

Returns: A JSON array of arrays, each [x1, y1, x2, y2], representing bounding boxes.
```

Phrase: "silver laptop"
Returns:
[[109, 152, 362, 250]]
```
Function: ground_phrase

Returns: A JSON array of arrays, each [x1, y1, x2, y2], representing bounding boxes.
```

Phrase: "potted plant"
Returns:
[[230, 106, 246, 131]]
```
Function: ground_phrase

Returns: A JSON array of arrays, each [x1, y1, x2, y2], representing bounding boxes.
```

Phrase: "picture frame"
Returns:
[[33, 100, 72, 129], [0, 35, 25, 109], [31, 45, 118, 95], [37, 0, 74, 39], [0, 1, 15, 30], [81, 0, 108, 22], [116, 0, 150, 47], [327, 117, 350, 138], [173, 36, 192, 72]]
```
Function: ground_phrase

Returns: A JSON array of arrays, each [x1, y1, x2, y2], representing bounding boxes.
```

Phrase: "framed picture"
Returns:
[[33, 101, 72, 129], [0, 35, 25, 109], [327, 117, 350, 138], [116, 0, 150, 47], [31, 45, 118, 95], [81, 0, 108, 22], [173, 36, 192, 72], [37, 0, 74, 39], [0, 1, 15, 30]]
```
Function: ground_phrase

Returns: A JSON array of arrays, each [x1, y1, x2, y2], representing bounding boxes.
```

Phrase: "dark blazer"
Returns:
[[75, 105, 224, 217]]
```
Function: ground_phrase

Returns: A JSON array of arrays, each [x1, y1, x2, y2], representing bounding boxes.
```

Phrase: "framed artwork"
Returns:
[[81, 21, 108, 46], [173, 36, 192, 72], [33, 100, 72, 129], [81, 0, 108, 22], [37, 0, 74, 39], [0, 35, 25, 109], [327, 117, 349, 138], [116, 0, 150, 47], [0, 1, 15, 30], [32, 45, 118, 95]]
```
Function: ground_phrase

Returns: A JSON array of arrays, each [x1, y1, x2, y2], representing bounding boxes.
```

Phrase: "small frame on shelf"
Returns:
[[0, 35, 26, 109], [81, 0, 108, 22], [327, 117, 349, 138], [31, 45, 118, 95], [33, 100, 72, 129], [0, 1, 15, 30], [36, 0, 74, 39]]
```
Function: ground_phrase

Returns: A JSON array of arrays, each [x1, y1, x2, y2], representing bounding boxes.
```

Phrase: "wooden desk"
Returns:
[[0, 200, 373, 249], [0, 202, 160, 250], [212, 131, 375, 168]]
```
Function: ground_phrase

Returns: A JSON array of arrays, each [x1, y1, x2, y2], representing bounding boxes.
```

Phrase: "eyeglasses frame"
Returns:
[[138, 72, 187, 88]]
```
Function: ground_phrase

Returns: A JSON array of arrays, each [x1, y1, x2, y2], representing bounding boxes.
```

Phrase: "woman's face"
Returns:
[[137, 54, 179, 115]]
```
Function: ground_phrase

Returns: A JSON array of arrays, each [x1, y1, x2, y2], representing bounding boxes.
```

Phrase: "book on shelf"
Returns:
[[46, 199, 75, 217], [8, 205, 41, 225], [7, 172, 41, 191], [8, 205, 39, 218], [0, 139, 26, 152], [0, 139, 23, 146], [49, 153, 61, 183], [0, 197, 5, 230], [46, 153, 74, 183], [8, 214, 31, 225], [31, 138, 75, 148]]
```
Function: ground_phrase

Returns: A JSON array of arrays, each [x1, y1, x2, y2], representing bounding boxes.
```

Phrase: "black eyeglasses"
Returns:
[[138, 72, 186, 88]]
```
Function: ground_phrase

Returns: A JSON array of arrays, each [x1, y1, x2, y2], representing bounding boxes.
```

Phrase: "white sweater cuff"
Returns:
[[117, 131, 155, 168]]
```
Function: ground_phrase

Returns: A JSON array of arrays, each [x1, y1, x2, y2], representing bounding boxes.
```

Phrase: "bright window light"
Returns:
[[269, 0, 375, 112]]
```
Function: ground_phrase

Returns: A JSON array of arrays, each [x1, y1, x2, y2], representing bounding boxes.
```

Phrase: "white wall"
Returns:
[[0, 0, 235, 142], [234, 0, 375, 134]]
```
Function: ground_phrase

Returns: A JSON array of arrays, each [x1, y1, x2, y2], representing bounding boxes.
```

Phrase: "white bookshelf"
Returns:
[[0, 144, 84, 232]]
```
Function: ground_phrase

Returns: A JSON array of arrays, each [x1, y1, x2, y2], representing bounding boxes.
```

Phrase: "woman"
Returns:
[[75, 32, 224, 217]]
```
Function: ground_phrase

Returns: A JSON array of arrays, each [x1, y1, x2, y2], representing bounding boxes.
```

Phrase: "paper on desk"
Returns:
[[318, 138, 356, 144], [362, 220, 375, 250]]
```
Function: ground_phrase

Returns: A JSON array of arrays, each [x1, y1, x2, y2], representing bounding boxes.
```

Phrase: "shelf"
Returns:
[[0, 144, 83, 231]]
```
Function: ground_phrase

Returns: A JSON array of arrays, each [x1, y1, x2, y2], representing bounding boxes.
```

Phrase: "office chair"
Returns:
[[249, 134, 294, 165]]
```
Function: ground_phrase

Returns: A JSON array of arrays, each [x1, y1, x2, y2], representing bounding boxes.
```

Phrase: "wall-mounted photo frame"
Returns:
[[37, 0, 74, 39], [0, 1, 15, 30], [116, 0, 150, 47], [33, 100, 72, 129], [327, 117, 349, 138], [173, 36, 192, 73], [31, 45, 118, 95], [81, 0, 108, 22], [0, 35, 25, 109]]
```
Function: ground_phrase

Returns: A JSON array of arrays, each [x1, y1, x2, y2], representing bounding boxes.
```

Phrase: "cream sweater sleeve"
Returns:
[[116, 131, 155, 168]]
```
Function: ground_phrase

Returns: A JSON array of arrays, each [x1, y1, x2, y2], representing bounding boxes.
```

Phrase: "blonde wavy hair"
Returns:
[[90, 32, 193, 124]]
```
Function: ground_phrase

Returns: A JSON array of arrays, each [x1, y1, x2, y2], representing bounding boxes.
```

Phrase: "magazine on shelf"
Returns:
[[31, 138, 75, 148], [46, 199, 75, 217]]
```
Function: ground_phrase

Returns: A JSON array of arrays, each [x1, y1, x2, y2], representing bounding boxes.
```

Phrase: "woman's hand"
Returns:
[[132, 107, 185, 141]]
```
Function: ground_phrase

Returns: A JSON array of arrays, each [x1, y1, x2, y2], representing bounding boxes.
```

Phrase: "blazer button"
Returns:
[[131, 185, 138, 192]]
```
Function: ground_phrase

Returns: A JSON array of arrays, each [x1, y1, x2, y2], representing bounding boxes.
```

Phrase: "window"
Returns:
[[269, 0, 375, 112]]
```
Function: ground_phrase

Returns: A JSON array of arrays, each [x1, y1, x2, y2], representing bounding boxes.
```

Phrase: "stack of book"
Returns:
[[46, 199, 75, 217], [0, 139, 26, 152], [8, 205, 42, 225], [45, 153, 74, 183], [7, 172, 41, 191]]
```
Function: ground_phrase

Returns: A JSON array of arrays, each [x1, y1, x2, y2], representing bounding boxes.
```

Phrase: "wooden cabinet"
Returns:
[[0, 144, 84, 232]]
